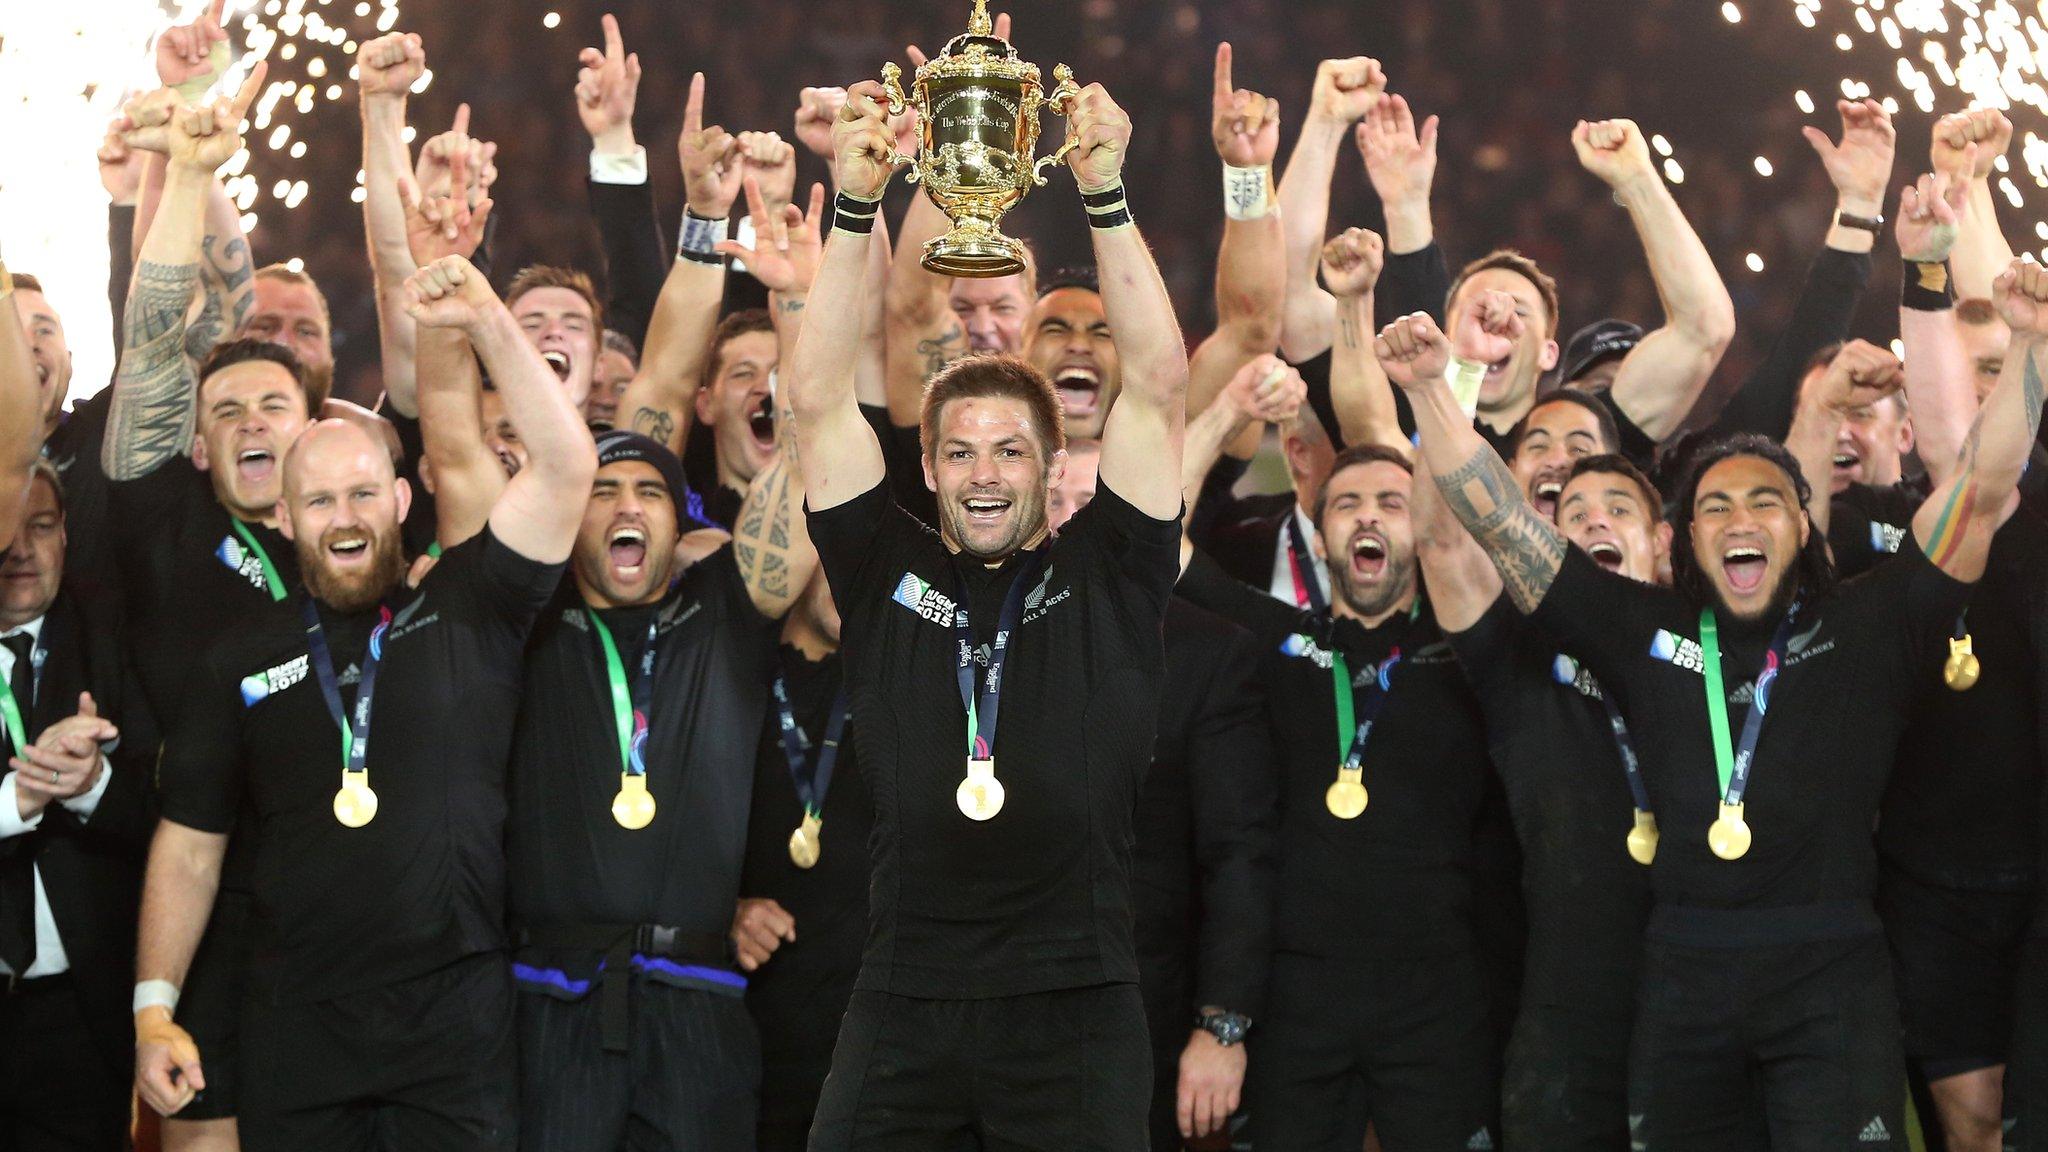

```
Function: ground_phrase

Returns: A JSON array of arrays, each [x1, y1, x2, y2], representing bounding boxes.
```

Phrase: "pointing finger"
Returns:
[[1213, 41, 1233, 102], [683, 71, 705, 137], [601, 12, 623, 59]]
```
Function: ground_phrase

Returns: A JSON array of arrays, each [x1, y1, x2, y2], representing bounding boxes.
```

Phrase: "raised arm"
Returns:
[[731, 410, 818, 619], [1573, 118, 1735, 441], [356, 32, 427, 417], [788, 83, 894, 510], [613, 73, 736, 454], [1077, 85, 1189, 519], [1187, 43, 1285, 463], [1932, 109, 2017, 301], [1914, 262, 2048, 583], [1275, 57, 1383, 362], [105, 69, 263, 481], [576, 13, 663, 349], [1784, 341, 1905, 539], [1381, 305, 1565, 613], [1182, 356, 1305, 522], [1321, 227, 1405, 452], [1895, 168, 1977, 481], [404, 257, 597, 563]]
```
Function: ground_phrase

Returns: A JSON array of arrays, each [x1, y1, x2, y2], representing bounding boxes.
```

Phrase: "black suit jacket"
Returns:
[[1189, 457, 1295, 599], [1133, 598, 1277, 1050], [0, 591, 156, 1082]]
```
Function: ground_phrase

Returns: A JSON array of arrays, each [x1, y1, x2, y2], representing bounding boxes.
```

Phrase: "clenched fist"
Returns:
[[1572, 118, 1656, 190], [1994, 258, 2048, 338], [356, 32, 425, 101], [1308, 57, 1386, 125], [831, 81, 903, 202], [1063, 82, 1133, 194], [1932, 108, 2011, 183], [1375, 312, 1453, 389], [1810, 339, 1904, 417], [1320, 228, 1386, 299], [402, 256, 501, 331]]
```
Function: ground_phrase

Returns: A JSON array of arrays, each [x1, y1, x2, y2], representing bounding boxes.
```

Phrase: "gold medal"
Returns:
[[333, 772, 378, 828], [1944, 634, 1980, 691], [957, 758, 1004, 821], [1707, 801, 1751, 861], [1626, 810, 1659, 866], [1324, 766, 1368, 820], [788, 813, 823, 869], [612, 774, 656, 830]]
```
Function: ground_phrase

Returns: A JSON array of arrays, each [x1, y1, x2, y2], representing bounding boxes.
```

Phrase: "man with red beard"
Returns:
[[132, 252, 595, 1151], [1389, 250, 2048, 1149], [503, 420, 813, 1148], [790, 77, 1186, 1149]]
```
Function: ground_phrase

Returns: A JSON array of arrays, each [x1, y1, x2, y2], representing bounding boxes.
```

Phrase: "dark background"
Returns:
[[242, 0, 2031, 409]]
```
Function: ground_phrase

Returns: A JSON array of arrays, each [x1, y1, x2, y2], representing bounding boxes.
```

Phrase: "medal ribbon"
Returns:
[[302, 598, 392, 772], [586, 609, 658, 779], [1329, 647, 1400, 769], [953, 551, 1046, 762], [1597, 695, 1652, 817], [1283, 514, 1328, 614], [1697, 604, 1800, 804], [230, 519, 287, 603], [0, 632, 41, 756], [771, 675, 850, 820]]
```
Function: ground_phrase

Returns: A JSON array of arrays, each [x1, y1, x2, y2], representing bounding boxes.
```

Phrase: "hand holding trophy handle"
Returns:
[[1031, 64, 1083, 186], [878, 63, 921, 181]]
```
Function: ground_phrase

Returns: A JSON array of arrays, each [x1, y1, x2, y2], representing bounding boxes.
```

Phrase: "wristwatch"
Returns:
[[1195, 1009, 1251, 1047], [1834, 209, 1885, 233]]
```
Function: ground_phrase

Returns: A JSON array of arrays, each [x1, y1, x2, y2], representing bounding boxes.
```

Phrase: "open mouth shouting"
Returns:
[[1054, 365, 1101, 417], [747, 395, 776, 451], [1531, 474, 1566, 520], [1721, 544, 1768, 596], [607, 524, 648, 578], [1830, 448, 1860, 483], [237, 447, 277, 487], [1349, 531, 1389, 582], [962, 494, 1013, 526], [324, 529, 373, 568], [1585, 539, 1625, 573], [542, 351, 572, 381]]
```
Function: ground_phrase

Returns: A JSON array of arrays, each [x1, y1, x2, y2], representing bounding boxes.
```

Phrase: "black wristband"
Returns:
[[832, 191, 881, 235], [1080, 182, 1134, 230], [1901, 260, 1956, 311]]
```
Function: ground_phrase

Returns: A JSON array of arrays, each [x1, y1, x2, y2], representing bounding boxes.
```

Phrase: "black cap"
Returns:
[[593, 430, 688, 507], [1556, 319, 1644, 385]]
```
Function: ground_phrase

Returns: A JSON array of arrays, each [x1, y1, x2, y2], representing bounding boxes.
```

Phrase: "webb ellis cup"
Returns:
[[880, 0, 1082, 277]]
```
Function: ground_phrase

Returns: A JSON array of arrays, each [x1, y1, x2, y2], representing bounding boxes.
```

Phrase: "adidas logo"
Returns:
[[1465, 1129, 1494, 1150], [1859, 1116, 1890, 1143]]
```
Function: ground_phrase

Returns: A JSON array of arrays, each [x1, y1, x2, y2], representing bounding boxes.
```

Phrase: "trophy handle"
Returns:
[[878, 62, 921, 179], [1031, 65, 1084, 186]]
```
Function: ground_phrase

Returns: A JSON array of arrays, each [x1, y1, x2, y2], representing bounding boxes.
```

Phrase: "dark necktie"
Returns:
[[0, 632, 39, 974]]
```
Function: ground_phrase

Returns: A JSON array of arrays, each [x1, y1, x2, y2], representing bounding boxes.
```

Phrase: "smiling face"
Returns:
[[923, 395, 1062, 561], [1315, 460, 1417, 624], [1688, 454, 1809, 623], [12, 289, 71, 435], [193, 359, 312, 522], [1557, 469, 1667, 583], [1447, 268, 1559, 422], [510, 285, 597, 408], [1025, 288, 1122, 441], [694, 329, 779, 492], [0, 474, 63, 630], [572, 460, 679, 608], [951, 273, 1030, 354], [1511, 397, 1609, 521], [279, 422, 411, 613]]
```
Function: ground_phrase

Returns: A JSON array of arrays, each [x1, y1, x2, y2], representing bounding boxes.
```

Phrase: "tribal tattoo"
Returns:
[[1435, 444, 1567, 613], [106, 258, 203, 480]]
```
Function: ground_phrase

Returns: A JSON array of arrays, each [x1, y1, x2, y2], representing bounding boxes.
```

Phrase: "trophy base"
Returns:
[[921, 231, 1027, 279]]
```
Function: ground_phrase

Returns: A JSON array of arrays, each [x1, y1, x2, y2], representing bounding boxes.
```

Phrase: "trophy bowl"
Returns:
[[881, 1, 1080, 277]]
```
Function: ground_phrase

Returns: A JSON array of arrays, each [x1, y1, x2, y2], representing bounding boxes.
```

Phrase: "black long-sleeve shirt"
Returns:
[[1698, 245, 1872, 442], [584, 176, 668, 351]]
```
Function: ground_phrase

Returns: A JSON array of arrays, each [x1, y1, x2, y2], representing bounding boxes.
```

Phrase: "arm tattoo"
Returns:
[[918, 320, 967, 379], [1434, 445, 1567, 613], [185, 236, 253, 367], [106, 258, 203, 480], [1338, 309, 1362, 350], [630, 406, 677, 450], [1927, 350, 2046, 568], [735, 462, 799, 607]]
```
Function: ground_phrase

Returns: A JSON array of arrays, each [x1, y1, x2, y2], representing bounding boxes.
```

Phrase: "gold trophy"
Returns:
[[880, 0, 1082, 277]]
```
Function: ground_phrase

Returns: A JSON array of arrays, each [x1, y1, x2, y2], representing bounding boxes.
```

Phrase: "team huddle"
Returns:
[[1, 3, 2046, 1152]]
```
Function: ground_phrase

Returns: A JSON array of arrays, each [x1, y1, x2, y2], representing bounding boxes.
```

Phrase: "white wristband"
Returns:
[[678, 211, 730, 266], [1446, 357, 1487, 420], [1222, 164, 1273, 221], [134, 979, 180, 1016]]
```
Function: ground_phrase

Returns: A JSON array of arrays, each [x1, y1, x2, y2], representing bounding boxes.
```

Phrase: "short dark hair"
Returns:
[[919, 353, 1066, 461], [505, 264, 604, 333], [701, 309, 774, 392], [1564, 453, 1662, 522], [1038, 265, 1099, 297], [1669, 433, 1835, 607], [1313, 443, 1413, 522], [1447, 249, 1560, 338], [1510, 389, 1622, 457], [253, 263, 331, 325], [198, 338, 310, 405], [8, 273, 44, 296]]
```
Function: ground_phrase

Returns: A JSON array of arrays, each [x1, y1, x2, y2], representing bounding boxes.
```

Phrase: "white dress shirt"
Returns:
[[0, 618, 113, 978], [1266, 503, 1331, 609]]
